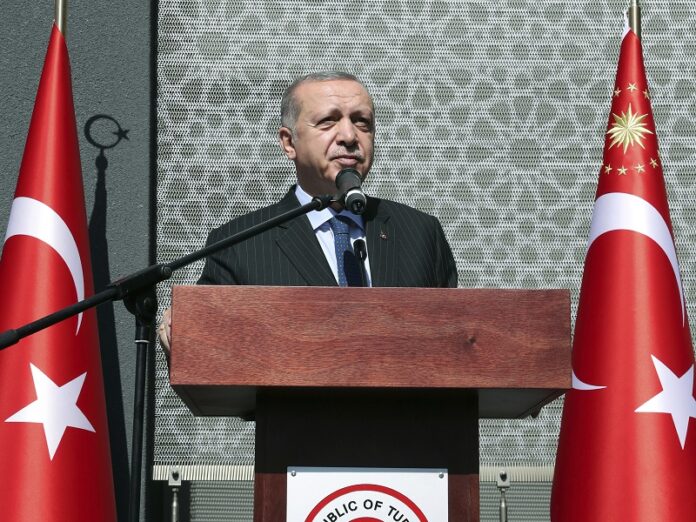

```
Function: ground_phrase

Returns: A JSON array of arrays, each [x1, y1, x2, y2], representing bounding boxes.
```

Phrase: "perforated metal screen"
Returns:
[[156, 0, 696, 519]]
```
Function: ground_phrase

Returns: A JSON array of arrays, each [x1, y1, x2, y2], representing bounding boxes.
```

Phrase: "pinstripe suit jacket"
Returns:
[[198, 187, 457, 288]]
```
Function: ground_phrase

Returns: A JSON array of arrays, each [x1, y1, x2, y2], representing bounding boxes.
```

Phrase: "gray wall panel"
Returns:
[[154, 0, 696, 519]]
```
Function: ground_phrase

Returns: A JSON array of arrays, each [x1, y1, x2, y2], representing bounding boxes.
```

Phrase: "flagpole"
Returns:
[[55, 0, 67, 34], [628, 0, 641, 39]]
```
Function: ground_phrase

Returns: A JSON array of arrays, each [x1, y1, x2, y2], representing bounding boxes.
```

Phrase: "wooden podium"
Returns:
[[170, 286, 570, 521]]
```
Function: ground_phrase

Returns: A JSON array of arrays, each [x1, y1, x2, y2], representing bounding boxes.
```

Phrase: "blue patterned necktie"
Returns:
[[329, 216, 363, 287]]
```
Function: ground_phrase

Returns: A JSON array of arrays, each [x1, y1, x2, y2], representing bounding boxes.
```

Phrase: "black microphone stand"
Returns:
[[0, 194, 334, 522]]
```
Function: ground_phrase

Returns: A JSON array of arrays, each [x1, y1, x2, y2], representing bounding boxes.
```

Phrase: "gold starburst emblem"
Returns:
[[607, 104, 653, 153]]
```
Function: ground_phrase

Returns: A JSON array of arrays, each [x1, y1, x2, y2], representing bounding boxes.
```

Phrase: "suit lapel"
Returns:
[[365, 198, 398, 287], [275, 189, 337, 286]]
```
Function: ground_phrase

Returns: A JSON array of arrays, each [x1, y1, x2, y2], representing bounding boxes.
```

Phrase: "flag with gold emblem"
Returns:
[[550, 19, 696, 521]]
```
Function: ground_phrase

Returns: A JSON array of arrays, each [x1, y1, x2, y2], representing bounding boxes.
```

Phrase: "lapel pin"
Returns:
[[380, 230, 388, 240]]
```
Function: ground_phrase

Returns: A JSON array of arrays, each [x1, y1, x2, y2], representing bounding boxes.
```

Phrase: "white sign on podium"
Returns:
[[287, 467, 448, 522]]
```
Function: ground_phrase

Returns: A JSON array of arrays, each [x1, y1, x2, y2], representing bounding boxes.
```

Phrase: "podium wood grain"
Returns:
[[170, 286, 571, 419]]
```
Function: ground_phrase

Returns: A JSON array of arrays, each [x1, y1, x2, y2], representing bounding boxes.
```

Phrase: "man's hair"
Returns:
[[280, 72, 372, 131]]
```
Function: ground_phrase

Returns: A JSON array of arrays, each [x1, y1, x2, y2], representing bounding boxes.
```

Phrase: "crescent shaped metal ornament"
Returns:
[[4, 197, 84, 333]]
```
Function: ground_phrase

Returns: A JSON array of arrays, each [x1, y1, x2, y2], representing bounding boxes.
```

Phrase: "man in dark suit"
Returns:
[[159, 72, 456, 350]]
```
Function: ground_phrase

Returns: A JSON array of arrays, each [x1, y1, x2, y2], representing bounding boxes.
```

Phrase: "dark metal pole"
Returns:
[[129, 338, 147, 522], [126, 283, 158, 522]]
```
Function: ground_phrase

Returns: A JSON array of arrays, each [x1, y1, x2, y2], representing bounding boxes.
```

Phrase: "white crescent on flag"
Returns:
[[572, 370, 607, 391], [4, 197, 84, 333], [588, 192, 685, 324]]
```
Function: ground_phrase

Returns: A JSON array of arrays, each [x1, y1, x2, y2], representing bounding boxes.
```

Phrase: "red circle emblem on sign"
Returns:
[[304, 483, 428, 522]]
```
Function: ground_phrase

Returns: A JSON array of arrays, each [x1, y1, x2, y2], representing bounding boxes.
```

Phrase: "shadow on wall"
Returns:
[[85, 114, 130, 522]]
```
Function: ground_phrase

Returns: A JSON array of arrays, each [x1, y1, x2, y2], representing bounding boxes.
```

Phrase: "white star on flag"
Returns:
[[635, 355, 696, 449], [5, 363, 95, 460]]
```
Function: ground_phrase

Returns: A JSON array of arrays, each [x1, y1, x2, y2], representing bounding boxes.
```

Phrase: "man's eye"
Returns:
[[355, 119, 373, 130]]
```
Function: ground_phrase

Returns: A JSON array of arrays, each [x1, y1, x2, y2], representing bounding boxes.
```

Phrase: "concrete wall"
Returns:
[[0, 2, 154, 520]]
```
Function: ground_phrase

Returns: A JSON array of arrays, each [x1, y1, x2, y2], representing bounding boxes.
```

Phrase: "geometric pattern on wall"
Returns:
[[156, 0, 696, 519]]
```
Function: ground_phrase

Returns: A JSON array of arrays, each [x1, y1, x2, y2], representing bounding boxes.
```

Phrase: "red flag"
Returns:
[[551, 23, 696, 521], [0, 25, 116, 520]]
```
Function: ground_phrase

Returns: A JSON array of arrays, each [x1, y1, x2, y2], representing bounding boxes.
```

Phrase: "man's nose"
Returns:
[[336, 118, 357, 145]]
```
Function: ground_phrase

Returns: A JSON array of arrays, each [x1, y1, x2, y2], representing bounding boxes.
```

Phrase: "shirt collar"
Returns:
[[294, 184, 365, 231]]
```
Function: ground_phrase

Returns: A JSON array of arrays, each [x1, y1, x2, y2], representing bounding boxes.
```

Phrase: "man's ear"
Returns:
[[278, 127, 296, 160]]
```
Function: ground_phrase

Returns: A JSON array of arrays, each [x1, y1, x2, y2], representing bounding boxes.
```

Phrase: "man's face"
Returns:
[[279, 79, 375, 196]]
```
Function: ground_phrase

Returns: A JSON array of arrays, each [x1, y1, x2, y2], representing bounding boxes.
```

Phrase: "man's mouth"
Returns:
[[333, 155, 362, 165]]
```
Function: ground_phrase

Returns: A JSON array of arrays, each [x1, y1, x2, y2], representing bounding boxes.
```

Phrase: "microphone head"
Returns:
[[345, 190, 366, 214], [336, 168, 367, 215], [335, 168, 362, 190], [353, 238, 367, 261]]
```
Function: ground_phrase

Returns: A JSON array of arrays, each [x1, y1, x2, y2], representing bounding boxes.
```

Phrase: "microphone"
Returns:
[[353, 238, 368, 287], [335, 168, 367, 215]]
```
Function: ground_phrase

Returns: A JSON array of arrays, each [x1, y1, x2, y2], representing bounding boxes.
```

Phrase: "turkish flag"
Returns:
[[551, 25, 696, 520], [0, 25, 116, 520]]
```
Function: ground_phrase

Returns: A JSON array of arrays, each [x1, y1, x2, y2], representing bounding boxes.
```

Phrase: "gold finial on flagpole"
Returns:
[[628, 0, 641, 39], [55, 0, 67, 35]]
